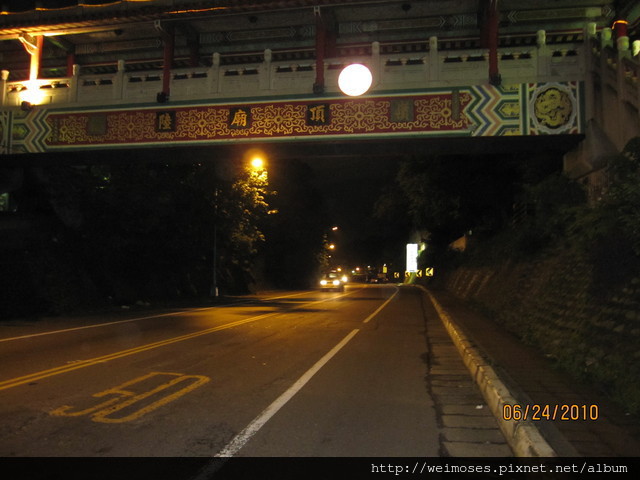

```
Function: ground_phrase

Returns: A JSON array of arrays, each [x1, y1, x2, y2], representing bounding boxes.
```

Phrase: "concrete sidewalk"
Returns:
[[418, 285, 640, 457]]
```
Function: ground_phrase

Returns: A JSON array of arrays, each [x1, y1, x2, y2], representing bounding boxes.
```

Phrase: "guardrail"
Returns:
[[587, 30, 640, 152], [1, 36, 589, 108]]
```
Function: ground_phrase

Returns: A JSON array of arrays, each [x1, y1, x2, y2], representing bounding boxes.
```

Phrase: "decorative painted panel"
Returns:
[[6, 82, 583, 153]]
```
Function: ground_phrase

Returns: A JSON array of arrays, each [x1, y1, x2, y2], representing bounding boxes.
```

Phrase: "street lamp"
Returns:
[[212, 152, 269, 298], [245, 149, 268, 181], [211, 187, 219, 298], [245, 148, 266, 170], [250, 156, 265, 171]]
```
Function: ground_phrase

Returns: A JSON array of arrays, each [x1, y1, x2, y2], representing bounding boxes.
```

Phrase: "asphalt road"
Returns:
[[0, 284, 506, 459]]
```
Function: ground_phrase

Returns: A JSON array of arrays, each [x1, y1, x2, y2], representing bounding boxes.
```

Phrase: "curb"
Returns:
[[416, 285, 559, 457]]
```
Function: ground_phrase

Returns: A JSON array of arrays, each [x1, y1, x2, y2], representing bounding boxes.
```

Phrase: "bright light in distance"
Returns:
[[245, 148, 267, 172], [338, 63, 373, 96], [250, 157, 265, 170], [406, 243, 418, 272]]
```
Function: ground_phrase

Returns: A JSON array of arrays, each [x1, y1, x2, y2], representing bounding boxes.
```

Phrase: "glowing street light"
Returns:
[[212, 152, 268, 298], [338, 63, 373, 96], [250, 156, 265, 171], [244, 148, 268, 177]]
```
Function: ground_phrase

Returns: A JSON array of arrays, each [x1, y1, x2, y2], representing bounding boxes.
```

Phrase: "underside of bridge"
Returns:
[[0, 134, 583, 168]]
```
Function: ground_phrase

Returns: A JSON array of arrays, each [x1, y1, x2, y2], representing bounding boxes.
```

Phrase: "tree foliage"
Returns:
[[260, 159, 330, 288], [564, 137, 640, 294], [602, 137, 640, 254], [3, 154, 282, 315], [375, 154, 520, 245]]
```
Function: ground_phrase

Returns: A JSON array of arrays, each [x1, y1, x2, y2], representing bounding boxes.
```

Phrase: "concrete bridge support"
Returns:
[[564, 22, 640, 200]]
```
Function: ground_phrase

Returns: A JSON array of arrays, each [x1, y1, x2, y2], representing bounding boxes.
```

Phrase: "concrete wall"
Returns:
[[564, 30, 640, 187], [440, 244, 640, 415]]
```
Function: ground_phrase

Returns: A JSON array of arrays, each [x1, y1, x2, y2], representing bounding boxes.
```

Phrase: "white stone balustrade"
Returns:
[[585, 25, 640, 152], [1, 35, 599, 108]]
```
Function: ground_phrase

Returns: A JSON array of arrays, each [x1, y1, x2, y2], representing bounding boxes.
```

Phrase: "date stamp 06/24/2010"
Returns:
[[502, 403, 599, 421]]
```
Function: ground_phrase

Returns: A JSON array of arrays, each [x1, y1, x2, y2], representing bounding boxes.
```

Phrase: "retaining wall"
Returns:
[[441, 244, 640, 415]]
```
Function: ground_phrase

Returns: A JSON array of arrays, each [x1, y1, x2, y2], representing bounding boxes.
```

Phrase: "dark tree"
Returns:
[[260, 159, 329, 289]]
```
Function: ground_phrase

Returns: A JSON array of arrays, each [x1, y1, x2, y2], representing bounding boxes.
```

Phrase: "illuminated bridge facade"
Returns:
[[0, 1, 639, 188]]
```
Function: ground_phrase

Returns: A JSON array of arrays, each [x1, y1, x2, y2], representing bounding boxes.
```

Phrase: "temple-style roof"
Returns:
[[0, 1, 635, 81]]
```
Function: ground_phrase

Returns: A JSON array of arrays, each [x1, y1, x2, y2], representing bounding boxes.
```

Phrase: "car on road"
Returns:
[[319, 272, 346, 292]]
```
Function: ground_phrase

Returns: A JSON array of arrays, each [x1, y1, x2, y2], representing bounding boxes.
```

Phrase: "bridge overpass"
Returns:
[[0, 1, 639, 194]]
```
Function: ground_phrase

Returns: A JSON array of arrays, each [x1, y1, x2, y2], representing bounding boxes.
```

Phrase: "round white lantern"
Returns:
[[338, 64, 373, 96]]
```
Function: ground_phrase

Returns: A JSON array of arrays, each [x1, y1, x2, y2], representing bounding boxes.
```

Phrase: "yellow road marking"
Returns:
[[0, 290, 364, 392], [51, 372, 210, 423], [0, 313, 271, 392], [0, 291, 321, 344]]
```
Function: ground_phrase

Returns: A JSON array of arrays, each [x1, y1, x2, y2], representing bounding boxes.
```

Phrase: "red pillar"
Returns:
[[67, 52, 76, 77], [487, 0, 501, 86], [163, 26, 174, 99], [314, 7, 325, 94], [33, 35, 43, 80], [613, 19, 628, 39], [155, 21, 174, 102]]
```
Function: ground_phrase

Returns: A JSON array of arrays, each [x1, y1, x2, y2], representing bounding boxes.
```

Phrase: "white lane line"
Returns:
[[0, 286, 379, 344], [215, 328, 360, 458], [214, 286, 399, 457], [0, 290, 326, 343], [362, 287, 399, 323], [0, 311, 194, 343]]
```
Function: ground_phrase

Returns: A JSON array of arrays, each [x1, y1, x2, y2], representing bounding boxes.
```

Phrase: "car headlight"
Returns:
[[341, 275, 348, 283], [320, 280, 328, 286], [332, 280, 340, 286]]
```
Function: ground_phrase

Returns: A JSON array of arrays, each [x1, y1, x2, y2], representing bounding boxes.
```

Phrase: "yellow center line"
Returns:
[[0, 290, 363, 392], [0, 314, 263, 392], [0, 289, 322, 343]]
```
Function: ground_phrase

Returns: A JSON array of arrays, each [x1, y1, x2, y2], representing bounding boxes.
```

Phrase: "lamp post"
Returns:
[[211, 153, 268, 298], [211, 187, 219, 298]]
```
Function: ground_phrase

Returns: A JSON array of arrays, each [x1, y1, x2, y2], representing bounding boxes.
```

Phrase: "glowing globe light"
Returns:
[[338, 63, 372, 96]]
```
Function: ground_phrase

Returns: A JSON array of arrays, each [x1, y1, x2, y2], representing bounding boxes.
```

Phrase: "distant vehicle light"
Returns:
[[319, 273, 345, 291]]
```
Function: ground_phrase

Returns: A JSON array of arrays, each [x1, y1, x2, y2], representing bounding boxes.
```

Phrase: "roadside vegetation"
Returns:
[[0, 154, 328, 319], [460, 137, 640, 297], [377, 138, 640, 415]]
